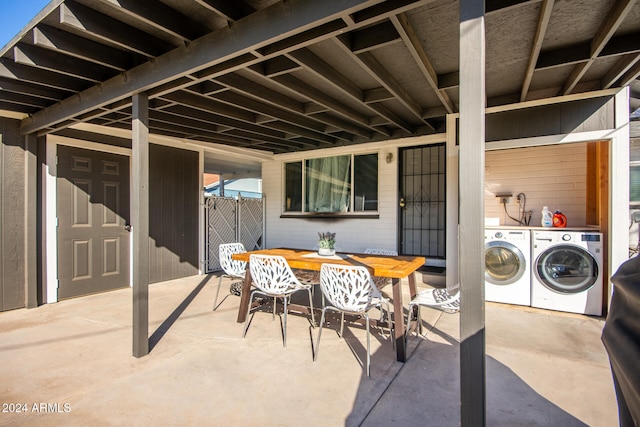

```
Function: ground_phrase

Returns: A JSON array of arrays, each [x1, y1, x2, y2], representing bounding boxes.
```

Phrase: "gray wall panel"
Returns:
[[486, 96, 615, 141], [148, 144, 199, 284], [0, 118, 26, 311]]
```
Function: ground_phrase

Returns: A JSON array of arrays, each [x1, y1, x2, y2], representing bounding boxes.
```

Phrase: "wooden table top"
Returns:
[[232, 248, 425, 279]]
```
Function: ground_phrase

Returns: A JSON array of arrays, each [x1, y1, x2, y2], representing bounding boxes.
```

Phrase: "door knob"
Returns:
[[124, 224, 132, 232], [399, 197, 406, 208]]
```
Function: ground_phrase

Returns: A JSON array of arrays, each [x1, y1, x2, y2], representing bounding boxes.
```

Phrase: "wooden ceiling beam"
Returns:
[[192, 0, 255, 22], [58, 1, 175, 57], [520, 0, 554, 102], [561, 0, 635, 95], [95, 0, 209, 42], [22, 0, 382, 135], [14, 43, 115, 82], [0, 58, 90, 92], [0, 76, 69, 100], [30, 25, 134, 71], [602, 53, 640, 88], [391, 13, 455, 113]]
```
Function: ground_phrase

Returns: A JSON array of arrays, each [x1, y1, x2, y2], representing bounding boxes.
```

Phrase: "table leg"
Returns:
[[392, 277, 406, 362], [236, 267, 252, 323]]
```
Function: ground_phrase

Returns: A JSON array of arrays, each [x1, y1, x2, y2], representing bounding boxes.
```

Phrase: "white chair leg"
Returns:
[[365, 313, 371, 377], [314, 308, 328, 362], [243, 290, 257, 338], [307, 288, 315, 326], [405, 302, 415, 339], [339, 312, 345, 338], [282, 296, 288, 348]]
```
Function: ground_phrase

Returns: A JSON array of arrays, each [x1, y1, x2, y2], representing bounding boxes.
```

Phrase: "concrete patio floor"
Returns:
[[0, 273, 618, 426]]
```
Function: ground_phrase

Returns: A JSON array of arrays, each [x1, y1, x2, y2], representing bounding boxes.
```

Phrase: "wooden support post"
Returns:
[[132, 92, 150, 358], [459, 0, 487, 425]]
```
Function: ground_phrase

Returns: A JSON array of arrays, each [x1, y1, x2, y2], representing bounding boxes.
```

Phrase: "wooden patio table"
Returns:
[[232, 247, 425, 362]]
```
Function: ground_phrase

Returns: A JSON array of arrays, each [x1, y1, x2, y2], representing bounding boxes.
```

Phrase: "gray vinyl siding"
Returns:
[[486, 96, 615, 141], [148, 144, 199, 284], [0, 118, 26, 311]]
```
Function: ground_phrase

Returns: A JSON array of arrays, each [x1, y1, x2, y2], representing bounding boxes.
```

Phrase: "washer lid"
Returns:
[[535, 245, 598, 294]]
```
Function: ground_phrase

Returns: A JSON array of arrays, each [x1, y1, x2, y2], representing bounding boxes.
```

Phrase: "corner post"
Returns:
[[459, 0, 487, 425], [132, 92, 150, 358]]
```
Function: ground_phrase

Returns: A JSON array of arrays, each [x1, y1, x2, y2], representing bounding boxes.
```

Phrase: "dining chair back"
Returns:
[[406, 285, 460, 339], [314, 263, 392, 377], [214, 243, 247, 310], [243, 254, 315, 347]]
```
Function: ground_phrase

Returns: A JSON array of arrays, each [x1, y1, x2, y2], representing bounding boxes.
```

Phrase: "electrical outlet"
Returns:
[[500, 197, 509, 204]]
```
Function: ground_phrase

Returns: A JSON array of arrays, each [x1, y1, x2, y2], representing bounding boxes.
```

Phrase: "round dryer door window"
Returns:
[[485, 241, 526, 285], [535, 245, 598, 294]]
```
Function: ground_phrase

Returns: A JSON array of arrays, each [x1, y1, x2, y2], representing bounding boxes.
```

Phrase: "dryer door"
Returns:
[[535, 245, 598, 294], [485, 241, 527, 285]]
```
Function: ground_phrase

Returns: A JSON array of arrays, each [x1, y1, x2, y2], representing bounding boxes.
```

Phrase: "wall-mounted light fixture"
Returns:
[[386, 152, 394, 163]]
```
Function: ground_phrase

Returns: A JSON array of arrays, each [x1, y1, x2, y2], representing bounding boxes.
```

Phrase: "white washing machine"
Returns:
[[531, 230, 603, 316], [484, 228, 531, 306]]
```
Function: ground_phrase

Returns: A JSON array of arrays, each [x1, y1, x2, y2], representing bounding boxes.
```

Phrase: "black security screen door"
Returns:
[[399, 144, 446, 259]]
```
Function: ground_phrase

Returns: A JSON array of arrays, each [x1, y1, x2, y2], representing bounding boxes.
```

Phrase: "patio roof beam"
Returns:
[[30, 24, 135, 71], [601, 53, 640, 89], [348, 20, 401, 54], [0, 76, 69, 100], [201, 90, 341, 143], [214, 72, 373, 139], [0, 101, 37, 115], [193, 0, 255, 22], [390, 13, 456, 113], [149, 109, 312, 150], [21, 0, 385, 135], [0, 91, 51, 109], [486, 0, 540, 14], [95, 0, 210, 43], [58, 1, 175, 57], [284, 48, 394, 136], [160, 104, 289, 139], [173, 88, 338, 145], [561, 0, 635, 95], [270, 74, 373, 128], [0, 58, 90, 92], [617, 58, 640, 86], [520, 0, 554, 102], [13, 43, 116, 83]]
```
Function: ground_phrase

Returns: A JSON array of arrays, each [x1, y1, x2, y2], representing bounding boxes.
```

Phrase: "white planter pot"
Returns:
[[318, 248, 335, 256]]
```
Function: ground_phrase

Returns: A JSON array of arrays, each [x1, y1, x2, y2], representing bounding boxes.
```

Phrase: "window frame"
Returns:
[[281, 152, 380, 219]]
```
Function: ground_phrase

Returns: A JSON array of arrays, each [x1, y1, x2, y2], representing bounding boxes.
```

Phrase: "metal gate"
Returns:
[[205, 196, 265, 272]]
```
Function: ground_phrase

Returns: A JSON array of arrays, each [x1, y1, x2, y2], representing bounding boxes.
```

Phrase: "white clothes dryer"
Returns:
[[484, 228, 531, 306], [531, 230, 603, 316]]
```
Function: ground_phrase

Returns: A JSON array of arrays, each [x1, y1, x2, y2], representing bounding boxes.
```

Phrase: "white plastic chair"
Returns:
[[406, 284, 460, 338], [314, 263, 393, 377], [243, 254, 315, 348], [364, 248, 398, 292], [213, 243, 247, 311]]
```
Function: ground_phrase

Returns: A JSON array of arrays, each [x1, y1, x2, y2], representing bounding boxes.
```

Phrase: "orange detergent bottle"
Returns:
[[553, 210, 567, 228]]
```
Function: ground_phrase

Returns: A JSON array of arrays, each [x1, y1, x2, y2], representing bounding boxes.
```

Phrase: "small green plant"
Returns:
[[318, 231, 336, 249]]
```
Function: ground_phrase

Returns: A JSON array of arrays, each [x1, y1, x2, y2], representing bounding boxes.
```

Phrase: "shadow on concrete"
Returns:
[[347, 323, 588, 427], [149, 274, 212, 351]]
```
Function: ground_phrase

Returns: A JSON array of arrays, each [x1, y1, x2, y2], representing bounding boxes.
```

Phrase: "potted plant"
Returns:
[[317, 231, 336, 256]]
